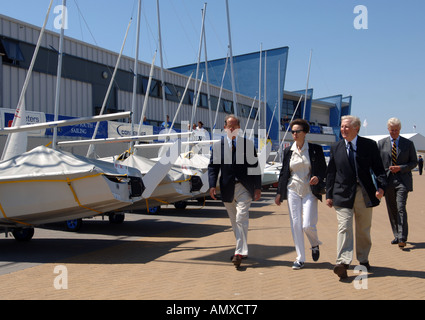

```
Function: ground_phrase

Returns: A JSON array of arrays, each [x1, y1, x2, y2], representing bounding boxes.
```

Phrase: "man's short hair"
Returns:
[[387, 117, 401, 129], [341, 115, 361, 128], [224, 114, 240, 126]]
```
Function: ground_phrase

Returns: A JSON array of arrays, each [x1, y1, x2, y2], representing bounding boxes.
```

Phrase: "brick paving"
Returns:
[[0, 172, 424, 300]]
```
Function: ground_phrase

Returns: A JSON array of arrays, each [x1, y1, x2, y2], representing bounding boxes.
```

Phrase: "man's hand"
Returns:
[[326, 199, 333, 208], [209, 187, 217, 200], [376, 188, 384, 200], [389, 165, 401, 174]]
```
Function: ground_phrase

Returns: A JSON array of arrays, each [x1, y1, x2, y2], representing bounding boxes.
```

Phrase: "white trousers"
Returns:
[[223, 183, 252, 256], [287, 189, 322, 263]]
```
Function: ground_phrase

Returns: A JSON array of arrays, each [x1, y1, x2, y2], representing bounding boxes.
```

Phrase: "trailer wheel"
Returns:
[[12, 228, 34, 241], [174, 201, 187, 210], [65, 219, 83, 232], [108, 213, 125, 224], [148, 206, 161, 214]]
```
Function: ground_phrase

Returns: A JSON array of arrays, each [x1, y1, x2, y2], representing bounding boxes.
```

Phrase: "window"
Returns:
[[164, 83, 179, 102], [0, 38, 24, 65], [281, 98, 302, 120], [199, 93, 208, 108], [222, 100, 233, 114]]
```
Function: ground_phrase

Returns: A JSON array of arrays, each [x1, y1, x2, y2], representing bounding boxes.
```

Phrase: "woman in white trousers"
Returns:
[[275, 119, 327, 269]]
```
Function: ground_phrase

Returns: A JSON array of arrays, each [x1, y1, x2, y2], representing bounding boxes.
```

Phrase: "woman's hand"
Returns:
[[274, 194, 281, 206], [309, 176, 319, 186]]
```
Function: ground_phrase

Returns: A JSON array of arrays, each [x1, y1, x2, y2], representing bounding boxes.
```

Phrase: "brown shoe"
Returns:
[[333, 264, 348, 279], [232, 254, 242, 268], [398, 241, 406, 248]]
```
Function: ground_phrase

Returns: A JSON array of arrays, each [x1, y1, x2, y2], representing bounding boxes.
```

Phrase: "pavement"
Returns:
[[0, 171, 425, 301]]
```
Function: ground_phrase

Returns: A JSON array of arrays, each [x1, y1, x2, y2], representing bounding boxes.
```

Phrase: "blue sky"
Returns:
[[2, 0, 424, 136]]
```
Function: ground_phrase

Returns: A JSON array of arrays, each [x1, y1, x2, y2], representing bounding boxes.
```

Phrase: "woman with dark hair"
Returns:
[[275, 119, 327, 269]]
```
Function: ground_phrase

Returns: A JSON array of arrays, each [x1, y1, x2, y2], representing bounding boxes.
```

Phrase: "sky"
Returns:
[[1, 0, 424, 136]]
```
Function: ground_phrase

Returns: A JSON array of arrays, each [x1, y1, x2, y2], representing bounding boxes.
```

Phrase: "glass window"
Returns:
[[223, 100, 233, 114], [0, 38, 24, 64], [164, 83, 179, 102], [199, 93, 208, 108]]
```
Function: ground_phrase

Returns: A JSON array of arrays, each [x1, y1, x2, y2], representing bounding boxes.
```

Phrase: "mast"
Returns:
[[258, 44, 262, 131], [303, 49, 312, 119], [156, 0, 167, 127], [277, 60, 282, 159], [87, 19, 132, 158], [130, 0, 142, 150], [202, 4, 213, 132], [263, 51, 267, 134], [1, 0, 54, 160], [213, 50, 229, 130], [137, 52, 157, 136], [225, 0, 237, 116], [52, 0, 67, 149], [190, 3, 207, 131]]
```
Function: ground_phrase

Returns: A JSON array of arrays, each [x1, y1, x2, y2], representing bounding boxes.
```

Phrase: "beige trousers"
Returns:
[[335, 185, 373, 265], [223, 183, 252, 256]]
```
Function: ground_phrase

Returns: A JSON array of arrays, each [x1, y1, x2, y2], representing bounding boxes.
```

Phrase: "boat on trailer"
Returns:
[[0, 145, 144, 240]]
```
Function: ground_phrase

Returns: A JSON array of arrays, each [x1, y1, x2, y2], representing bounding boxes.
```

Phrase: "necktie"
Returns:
[[232, 139, 236, 164], [348, 142, 356, 172], [391, 141, 397, 165]]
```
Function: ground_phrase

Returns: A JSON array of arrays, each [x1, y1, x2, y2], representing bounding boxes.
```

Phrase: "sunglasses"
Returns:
[[291, 129, 304, 134]]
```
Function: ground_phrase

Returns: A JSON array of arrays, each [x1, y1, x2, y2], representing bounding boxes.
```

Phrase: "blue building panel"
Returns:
[[170, 47, 289, 142]]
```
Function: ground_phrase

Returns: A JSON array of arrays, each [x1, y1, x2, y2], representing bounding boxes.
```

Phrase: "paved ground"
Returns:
[[0, 172, 425, 301]]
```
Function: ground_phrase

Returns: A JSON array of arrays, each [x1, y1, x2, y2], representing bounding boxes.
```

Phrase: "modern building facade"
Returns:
[[171, 48, 352, 149]]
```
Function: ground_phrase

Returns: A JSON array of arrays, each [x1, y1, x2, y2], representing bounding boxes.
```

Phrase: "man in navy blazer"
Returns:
[[378, 118, 417, 248], [208, 115, 262, 268], [326, 115, 387, 279]]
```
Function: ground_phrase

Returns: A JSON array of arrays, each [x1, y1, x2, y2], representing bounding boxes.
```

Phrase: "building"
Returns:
[[0, 13, 351, 157], [171, 48, 352, 149]]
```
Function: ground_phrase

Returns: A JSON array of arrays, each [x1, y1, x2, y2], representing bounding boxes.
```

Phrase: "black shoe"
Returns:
[[232, 254, 242, 268], [360, 261, 371, 271], [333, 264, 348, 279], [230, 254, 248, 261], [391, 238, 399, 245], [312, 246, 320, 262], [398, 240, 407, 248]]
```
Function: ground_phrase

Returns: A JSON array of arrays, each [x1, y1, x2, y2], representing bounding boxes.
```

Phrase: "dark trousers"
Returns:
[[384, 175, 409, 242]]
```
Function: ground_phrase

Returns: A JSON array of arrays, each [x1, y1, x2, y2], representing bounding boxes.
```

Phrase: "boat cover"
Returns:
[[0, 145, 143, 181]]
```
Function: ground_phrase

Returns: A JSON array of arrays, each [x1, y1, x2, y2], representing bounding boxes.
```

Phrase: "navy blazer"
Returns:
[[326, 136, 387, 209], [276, 143, 327, 202], [208, 136, 262, 202], [378, 136, 417, 192]]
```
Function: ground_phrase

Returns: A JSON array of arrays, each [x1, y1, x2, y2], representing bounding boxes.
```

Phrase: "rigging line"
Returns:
[[141, 3, 159, 57], [205, 15, 227, 55], [73, 0, 99, 47], [169, 0, 198, 63]]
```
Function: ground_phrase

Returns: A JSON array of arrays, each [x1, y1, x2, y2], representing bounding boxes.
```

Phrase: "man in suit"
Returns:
[[326, 115, 387, 279], [378, 118, 417, 248], [208, 115, 262, 268]]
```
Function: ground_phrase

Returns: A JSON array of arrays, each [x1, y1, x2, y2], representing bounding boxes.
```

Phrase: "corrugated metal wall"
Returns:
[[2, 65, 92, 117]]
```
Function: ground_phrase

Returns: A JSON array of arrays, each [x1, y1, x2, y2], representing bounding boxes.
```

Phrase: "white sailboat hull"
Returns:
[[0, 146, 144, 227], [114, 151, 209, 211]]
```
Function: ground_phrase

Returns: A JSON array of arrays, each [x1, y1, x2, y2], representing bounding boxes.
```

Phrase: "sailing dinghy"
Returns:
[[0, 145, 144, 237]]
